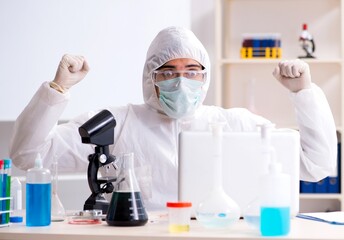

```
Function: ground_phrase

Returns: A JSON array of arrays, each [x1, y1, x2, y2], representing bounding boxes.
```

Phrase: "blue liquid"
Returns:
[[2, 174, 9, 224], [196, 212, 238, 229], [26, 183, 51, 226], [260, 206, 290, 236]]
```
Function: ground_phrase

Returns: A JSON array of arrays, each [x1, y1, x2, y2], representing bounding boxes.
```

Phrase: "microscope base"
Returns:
[[84, 195, 110, 214]]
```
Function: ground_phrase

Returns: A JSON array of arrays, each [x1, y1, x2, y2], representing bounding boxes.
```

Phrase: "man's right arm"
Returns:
[[9, 54, 90, 170]]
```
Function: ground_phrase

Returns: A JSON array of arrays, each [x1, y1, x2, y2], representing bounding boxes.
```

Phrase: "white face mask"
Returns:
[[155, 77, 203, 119]]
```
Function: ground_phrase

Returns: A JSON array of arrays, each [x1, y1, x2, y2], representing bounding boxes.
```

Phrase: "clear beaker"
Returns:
[[195, 122, 241, 229], [243, 197, 260, 230], [242, 123, 275, 231], [51, 158, 66, 222], [106, 153, 148, 226]]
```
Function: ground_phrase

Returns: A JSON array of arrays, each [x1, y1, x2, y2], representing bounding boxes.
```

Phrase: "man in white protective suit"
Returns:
[[9, 26, 337, 210]]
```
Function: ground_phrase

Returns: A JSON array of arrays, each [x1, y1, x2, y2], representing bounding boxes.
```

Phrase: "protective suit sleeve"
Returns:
[[290, 83, 337, 182], [9, 81, 92, 171]]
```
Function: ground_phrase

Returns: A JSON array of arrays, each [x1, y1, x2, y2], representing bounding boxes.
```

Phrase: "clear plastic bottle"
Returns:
[[243, 123, 291, 236], [10, 177, 23, 223], [260, 161, 291, 236], [26, 154, 51, 226], [259, 124, 291, 236]]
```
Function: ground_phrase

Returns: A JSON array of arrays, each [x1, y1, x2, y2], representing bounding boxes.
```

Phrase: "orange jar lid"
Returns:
[[166, 202, 192, 208]]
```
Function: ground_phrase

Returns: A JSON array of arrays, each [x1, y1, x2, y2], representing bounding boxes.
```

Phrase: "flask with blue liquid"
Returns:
[[26, 154, 51, 226]]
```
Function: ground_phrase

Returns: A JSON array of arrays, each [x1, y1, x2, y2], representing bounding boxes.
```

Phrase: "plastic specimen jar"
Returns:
[[166, 202, 192, 233]]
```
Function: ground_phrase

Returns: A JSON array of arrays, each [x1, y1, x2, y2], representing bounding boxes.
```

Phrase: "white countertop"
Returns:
[[1, 212, 344, 240]]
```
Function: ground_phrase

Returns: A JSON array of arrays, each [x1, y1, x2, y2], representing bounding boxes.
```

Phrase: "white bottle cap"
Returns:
[[35, 153, 43, 168]]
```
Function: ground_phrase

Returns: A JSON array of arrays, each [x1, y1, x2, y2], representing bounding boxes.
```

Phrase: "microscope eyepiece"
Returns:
[[79, 109, 116, 146]]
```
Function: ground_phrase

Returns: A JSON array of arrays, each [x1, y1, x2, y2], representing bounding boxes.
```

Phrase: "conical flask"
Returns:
[[106, 153, 148, 226], [243, 197, 260, 230], [51, 158, 66, 222], [196, 122, 241, 229]]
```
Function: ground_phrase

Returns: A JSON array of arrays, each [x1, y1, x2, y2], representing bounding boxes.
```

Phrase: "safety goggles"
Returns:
[[152, 70, 207, 84]]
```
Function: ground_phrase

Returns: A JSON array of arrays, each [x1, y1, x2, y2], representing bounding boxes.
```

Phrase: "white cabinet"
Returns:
[[214, 0, 344, 211]]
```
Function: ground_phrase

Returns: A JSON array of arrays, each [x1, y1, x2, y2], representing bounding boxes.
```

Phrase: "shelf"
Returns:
[[269, 126, 343, 132], [215, 0, 344, 211], [300, 194, 342, 200], [220, 59, 343, 65]]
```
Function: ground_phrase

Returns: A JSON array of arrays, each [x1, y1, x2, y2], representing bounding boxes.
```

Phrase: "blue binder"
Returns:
[[327, 177, 339, 193], [315, 178, 328, 193], [327, 142, 341, 193], [300, 181, 315, 193]]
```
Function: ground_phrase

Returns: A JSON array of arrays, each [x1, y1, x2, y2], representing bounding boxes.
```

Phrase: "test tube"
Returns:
[[3, 159, 11, 224], [0, 160, 3, 225]]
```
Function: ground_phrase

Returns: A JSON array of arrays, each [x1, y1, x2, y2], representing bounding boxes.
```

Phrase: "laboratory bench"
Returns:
[[0, 212, 344, 240]]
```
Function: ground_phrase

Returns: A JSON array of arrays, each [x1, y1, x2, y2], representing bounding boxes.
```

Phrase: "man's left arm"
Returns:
[[273, 60, 337, 181]]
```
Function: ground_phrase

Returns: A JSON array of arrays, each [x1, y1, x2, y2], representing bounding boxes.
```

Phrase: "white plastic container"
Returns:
[[26, 154, 51, 227], [166, 202, 192, 233], [260, 160, 291, 236], [258, 123, 291, 236]]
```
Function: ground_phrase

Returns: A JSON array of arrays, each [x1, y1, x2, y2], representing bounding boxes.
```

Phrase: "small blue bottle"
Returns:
[[26, 154, 51, 227]]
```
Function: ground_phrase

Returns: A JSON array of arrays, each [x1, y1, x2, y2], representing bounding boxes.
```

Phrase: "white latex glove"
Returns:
[[272, 59, 312, 93], [53, 54, 90, 91]]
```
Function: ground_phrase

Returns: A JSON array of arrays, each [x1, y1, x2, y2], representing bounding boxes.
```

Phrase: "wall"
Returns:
[[0, 0, 193, 121], [0, 0, 216, 210]]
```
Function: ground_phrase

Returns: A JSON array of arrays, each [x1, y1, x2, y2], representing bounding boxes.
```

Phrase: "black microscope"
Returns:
[[78, 109, 117, 214]]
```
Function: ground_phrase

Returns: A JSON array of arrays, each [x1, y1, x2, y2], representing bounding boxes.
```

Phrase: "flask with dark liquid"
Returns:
[[106, 153, 148, 226]]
